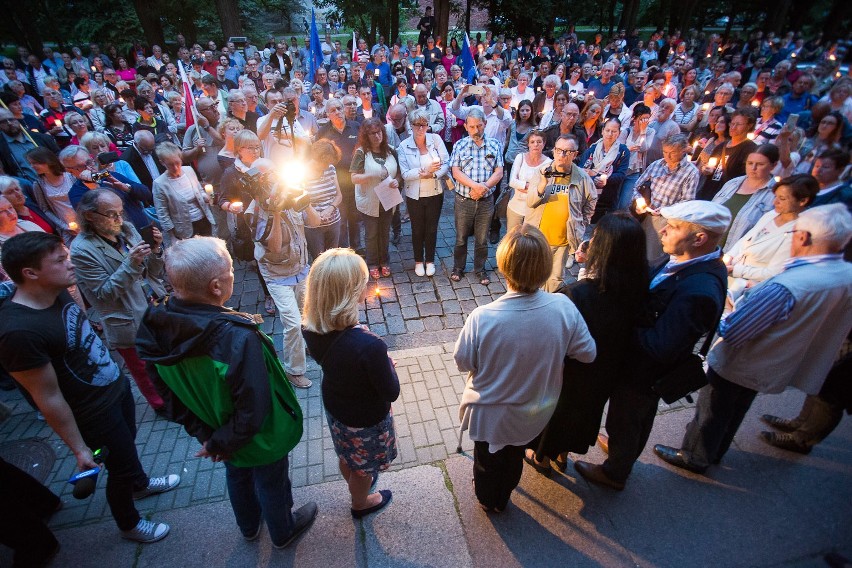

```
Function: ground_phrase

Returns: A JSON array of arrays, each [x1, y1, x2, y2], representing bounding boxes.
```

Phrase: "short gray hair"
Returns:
[[408, 108, 430, 125], [543, 74, 561, 88], [134, 130, 155, 145], [80, 131, 112, 153], [165, 237, 232, 300], [465, 107, 486, 123], [796, 203, 852, 251], [0, 175, 20, 193], [59, 144, 90, 166], [154, 141, 182, 162], [661, 132, 689, 150]]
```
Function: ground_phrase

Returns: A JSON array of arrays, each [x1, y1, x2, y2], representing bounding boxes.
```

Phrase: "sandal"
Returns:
[[554, 453, 569, 473], [477, 271, 491, 286], [450, 269, 463, 282], [380, 265, 391, 278], [369, 267, 381, 280]]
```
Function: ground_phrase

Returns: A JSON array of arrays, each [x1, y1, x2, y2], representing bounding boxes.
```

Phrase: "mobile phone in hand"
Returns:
[[138, 224, 157, 248]]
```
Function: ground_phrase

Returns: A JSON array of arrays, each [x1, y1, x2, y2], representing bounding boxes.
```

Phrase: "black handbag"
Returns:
[[652, 319, 720, 404]]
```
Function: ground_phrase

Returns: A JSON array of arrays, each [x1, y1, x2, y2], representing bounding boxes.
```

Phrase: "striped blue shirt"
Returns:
[[718, 254, 843, 348], [449, 135, 504, 198]]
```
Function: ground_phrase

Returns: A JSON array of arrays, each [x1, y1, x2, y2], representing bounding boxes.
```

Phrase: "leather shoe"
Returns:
[[272, 502, 318, 548], [597, 433, 609, 454], [574, 461, 624, 491], [523, 449, 552, 477], [653, 445, 707, 474], [759, 431, 811, 454], [760, 414, 798, 433]]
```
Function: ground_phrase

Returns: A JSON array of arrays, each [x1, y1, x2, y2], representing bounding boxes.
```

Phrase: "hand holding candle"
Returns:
[[635, 196, 648, 213], [229, 201, 243, 213], [204, 184, 214, 195], [707, 157, 718, 168]]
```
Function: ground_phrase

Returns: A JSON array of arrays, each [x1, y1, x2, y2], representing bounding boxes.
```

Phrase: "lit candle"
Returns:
[[751, 99, 760, 107], [91, 65, 96, 72], [375, 285, 381, 296], [746, 132, 755, 140], [598, 173, 608, 184], [204, 184, 214, 195], [707, 157, 718, 168], [774, 176, 781, 183], [68, 221, 78, 231], [118, 97, 125, 104], [791, 52, 796, 58], [54, 119, 62, 127], [722, 254, 731, 264], [635, 196, 647, 213], [374, 68, 380, 77], [231, 201, 243, 211], [829, 54, 836, 61]]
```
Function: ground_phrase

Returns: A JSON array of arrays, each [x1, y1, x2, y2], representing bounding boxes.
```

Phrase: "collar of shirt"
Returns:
[[782, 253, 844, 271], [816, 182, 843, 196], [650, 247, 722, 289]]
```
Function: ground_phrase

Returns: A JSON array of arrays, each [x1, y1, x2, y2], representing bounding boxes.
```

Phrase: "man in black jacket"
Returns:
[[0, 109, 58, 183], [574, 201, 731, 490], [120, 130, 164, 190]]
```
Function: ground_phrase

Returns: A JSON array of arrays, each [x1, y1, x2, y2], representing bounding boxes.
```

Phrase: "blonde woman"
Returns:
[[302, 248, 399, 518]]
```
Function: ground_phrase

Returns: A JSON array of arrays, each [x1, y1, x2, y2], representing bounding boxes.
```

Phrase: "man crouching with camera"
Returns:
[[246, 167, 322, 390]]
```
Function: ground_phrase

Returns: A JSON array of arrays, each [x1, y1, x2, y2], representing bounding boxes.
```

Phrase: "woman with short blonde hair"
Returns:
[[302, 248, 399, 519]]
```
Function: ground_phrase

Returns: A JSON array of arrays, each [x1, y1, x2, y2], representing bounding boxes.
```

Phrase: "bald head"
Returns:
[[414, 84, 429, 105]]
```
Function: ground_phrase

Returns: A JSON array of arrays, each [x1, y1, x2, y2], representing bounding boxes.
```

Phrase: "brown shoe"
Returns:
[[597, 433, 609, 454], [574, 461, 625, 491]]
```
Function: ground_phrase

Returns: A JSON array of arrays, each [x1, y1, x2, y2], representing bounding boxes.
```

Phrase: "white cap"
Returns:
[[660, 200, 732, 234]]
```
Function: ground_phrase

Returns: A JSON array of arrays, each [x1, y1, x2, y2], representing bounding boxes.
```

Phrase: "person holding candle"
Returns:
[[506, 129, 550, 231], [302, 248, 399, 518], [723, 174, 817, 305], [580, 118, 630, 222], [697, 109, 757, 201], [616, 104, 655, 211], [398, 108, 450, 277], [752, 97, 784, 145], [26, 147, 78, 237]]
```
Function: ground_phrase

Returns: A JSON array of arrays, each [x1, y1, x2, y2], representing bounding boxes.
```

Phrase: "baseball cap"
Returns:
[[660, 201, 732, 234]]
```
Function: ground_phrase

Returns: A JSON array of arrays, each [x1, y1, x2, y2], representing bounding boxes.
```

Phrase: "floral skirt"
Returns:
[[326, 409, 398, 474]]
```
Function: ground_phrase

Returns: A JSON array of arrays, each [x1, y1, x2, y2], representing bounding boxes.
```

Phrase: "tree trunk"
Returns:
[[435, 0, 451, 44], [131, 0, 165, 46], [214, 0, 243, 41], [390, 0, 400, 46], [723, 0, 736, 37], [607, 0, 618, 36]]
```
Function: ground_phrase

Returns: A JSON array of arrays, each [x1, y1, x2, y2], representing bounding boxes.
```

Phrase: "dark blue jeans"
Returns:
[[224, 455, 295, 545], [304, 221, 340, 261], [78, 383, 148, 531], [453, 193, 494, 274], [338, 190, 362, 250]]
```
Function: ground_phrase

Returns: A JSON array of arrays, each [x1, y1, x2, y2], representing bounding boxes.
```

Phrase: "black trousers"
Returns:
[[681, 368, 758, 467], [473, 441, 525, 510], [0, 458, 60, 566], [407, 193, 443, 263], [602, 381, 660, 483]]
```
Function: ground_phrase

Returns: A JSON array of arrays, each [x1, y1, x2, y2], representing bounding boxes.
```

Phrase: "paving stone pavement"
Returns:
[[0, 196, 699, 532]]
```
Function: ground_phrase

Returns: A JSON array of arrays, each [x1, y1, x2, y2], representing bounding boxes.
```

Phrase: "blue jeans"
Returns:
[[78, 383, 149, 531], [617, 172, 640, 211], [304, 221, 340, 261], [453, 193, 494, 274], [224, 455, 295, 545], [338, 190, 362, 250]]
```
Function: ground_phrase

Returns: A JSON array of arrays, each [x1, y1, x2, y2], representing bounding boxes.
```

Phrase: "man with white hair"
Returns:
[[587, 62, 620, 99], [531, 75, 561, 117], [575, 200, 731, 490], [412, 84, 444, 133], [227, 89, 258, 133], [654, 204, 852, 474], [136, 236, 318, 548], [646, 98, 680, 164]]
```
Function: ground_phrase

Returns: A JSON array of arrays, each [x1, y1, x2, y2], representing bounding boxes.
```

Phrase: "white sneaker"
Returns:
[[425, 263, 436, 277], [133, 474, 181, 500], [121, 519, 170, 543], [414, 263, 425, 277]]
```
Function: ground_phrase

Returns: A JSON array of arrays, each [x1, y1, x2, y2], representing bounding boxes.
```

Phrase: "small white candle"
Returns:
[[701, 103, 710, 111], [746, 132, 755, 140], [751, 99, 760, 107], [54, 119, 62, 127], [68, 221, 78, 231], [598, 173, 608, 184], [204, 184, 214, 195], [707, 157, 718, 168], [231, 201, 243, 211], [723, 254, 731, 264], [635, 196, 647, 212]]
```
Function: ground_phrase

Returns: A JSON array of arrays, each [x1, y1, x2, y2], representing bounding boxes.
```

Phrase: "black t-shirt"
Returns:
[[0, 290, 126, 426]]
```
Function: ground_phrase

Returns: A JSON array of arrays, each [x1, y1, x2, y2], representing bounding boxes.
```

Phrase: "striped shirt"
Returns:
[[753, 118, 783, 146], [633, 157, 699, 208], [718, 254, 843, 348], [305, 166, 341, 227], [449, 135, 504, 198]]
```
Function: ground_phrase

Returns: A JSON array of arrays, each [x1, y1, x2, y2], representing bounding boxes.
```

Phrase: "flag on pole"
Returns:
[[460, 33, 478, 84], [308, 9, 324, 82], [352, 31, 358, 66], [177, 60, 198, 137]]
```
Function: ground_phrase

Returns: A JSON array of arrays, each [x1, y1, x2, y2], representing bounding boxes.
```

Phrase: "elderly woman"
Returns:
[[302, 140, 344, 260], [65, 112, 92, 146], [87, 89, 111, 132], [166, 92, 187, 141], [507, 129, 550, 230], [398, 108, 450, 277], [302, 249, 399, 518], [291, 78, 311, 111], [673, 85, 700, 133], [454, 224, 596, 513], [580, 117, 630, 222], [737, 82, 758, 110], [0, 176, 56, 236], [80, 131, 137, 182], [617, 104, 655, 210], [350, 118, 402, 279], [724, 174, 818, 305], [711, 144, 780, 249], [152, 142, 216, 247], [753, 96, 784, 145]]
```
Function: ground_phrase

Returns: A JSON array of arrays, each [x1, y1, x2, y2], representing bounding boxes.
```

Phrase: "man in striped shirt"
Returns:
[[653, 204, 852, 473]]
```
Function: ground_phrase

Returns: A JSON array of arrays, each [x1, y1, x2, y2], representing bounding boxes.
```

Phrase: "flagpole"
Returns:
[[179, 61, 205, 153]]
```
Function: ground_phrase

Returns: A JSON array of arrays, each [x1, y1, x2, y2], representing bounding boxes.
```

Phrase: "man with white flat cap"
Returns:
[[575, 200, 731, 490]]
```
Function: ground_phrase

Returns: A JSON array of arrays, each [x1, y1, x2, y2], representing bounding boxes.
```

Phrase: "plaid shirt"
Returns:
[[449, 135, 504, 198], [633, 157, 699, 208]]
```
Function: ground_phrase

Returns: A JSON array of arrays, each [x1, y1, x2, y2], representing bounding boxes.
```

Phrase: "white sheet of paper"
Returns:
[[373, 176, 403, 211]]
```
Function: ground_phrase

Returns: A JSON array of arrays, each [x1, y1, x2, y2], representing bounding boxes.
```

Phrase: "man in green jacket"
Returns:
[[136, 236, 317, 548]]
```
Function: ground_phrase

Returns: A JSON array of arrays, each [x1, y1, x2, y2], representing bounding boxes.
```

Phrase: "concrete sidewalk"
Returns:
[[4, 387, 849, 568]]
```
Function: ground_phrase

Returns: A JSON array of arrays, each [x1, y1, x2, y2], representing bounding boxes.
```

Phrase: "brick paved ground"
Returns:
[[0, 196, 692, 531]]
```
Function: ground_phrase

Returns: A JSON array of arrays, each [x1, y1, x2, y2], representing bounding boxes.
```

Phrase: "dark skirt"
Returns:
[[326, 410, 398, 474]]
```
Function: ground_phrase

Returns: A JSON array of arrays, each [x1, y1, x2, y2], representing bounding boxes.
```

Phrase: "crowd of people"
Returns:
[[0, 17, 851, 566]]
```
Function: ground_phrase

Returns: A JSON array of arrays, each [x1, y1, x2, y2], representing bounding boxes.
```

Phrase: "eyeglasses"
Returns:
[[92, 210, 123, 221], [553, 148, 578, 156], [785, 229, 811, 238]]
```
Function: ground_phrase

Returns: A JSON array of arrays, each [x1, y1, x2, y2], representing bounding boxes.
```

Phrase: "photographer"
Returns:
[[257, 89, 310, 166], [245, 170, 322, 390], [61, 145, 153, 232]]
